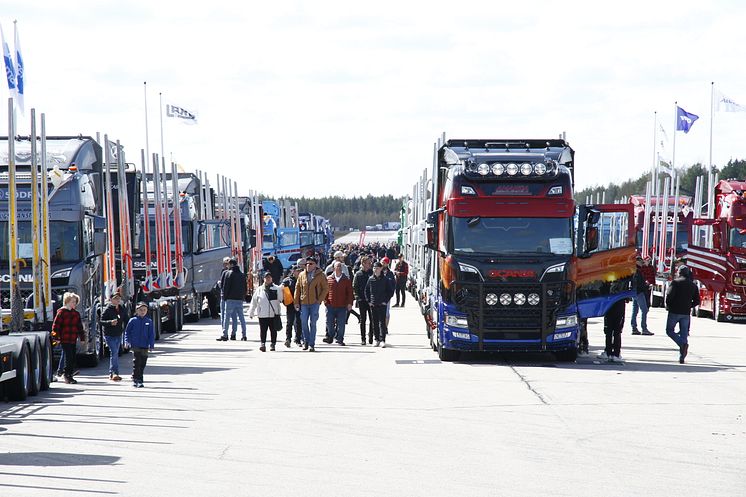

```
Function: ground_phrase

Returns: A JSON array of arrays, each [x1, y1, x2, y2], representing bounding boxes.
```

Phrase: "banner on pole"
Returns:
[[676, 106, 699, 133], [0, 23, 16, 99], [165, 104, 198, 124], [715, 89, 746, 112], [13, 21, 23, 114]]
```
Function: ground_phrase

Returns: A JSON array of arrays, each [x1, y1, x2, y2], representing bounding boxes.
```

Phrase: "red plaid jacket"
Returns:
[[51, 307, 84, 344]]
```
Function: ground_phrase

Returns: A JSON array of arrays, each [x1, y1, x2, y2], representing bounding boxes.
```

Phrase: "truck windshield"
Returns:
[[138, 221, 193, 255], [279, 231, 299, 247], [729, 228, 746, 249], [300, 232, 314, 247], [450, 217, 573, 255], [0, 221, 82, 263], [637, 227, 689, 253]]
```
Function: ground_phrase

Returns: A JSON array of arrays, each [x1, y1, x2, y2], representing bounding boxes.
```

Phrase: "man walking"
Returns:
[[324, 261, 353, 346], [365, 261, 394, 347], [281, 265, 302, 347], [630, 257, 653, 335], [353, 256, 373, 345], [218, 257, 231, 328], [600, 298, 626, 363], [217, 258, 247, 341], [665, 265, 700, 364], [294, 257, 329, 352], [393, 255, 409, 307]]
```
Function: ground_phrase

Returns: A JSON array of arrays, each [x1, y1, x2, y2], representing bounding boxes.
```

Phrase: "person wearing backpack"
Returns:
[[281, 265, 302, 348]]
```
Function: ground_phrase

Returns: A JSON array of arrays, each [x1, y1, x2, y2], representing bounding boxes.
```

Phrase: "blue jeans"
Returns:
[[223, 300, 246, 337], [630, 292, 649, 331], [220, 297, 226, 329], [326, 306, 347, 342], [666, 313, 690, 348], [300, 303, 320, 347], [104, 335, 122, 375]]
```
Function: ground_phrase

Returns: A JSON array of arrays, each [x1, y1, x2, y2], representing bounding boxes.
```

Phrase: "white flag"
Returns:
[[165, 103, 198, 124], [13, 22, 23, 115], [715, 89, 746, 112], [0, 23, 17, 102], [658, 154, 672, 175], [658, 123, 668, 151]]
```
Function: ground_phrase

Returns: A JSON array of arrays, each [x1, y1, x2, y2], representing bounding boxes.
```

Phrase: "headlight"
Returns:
[[534, 163, 547, 175], [492, 163, 505, 175], [506, 163, 519, 176], [459, 263, 480, 275], [735, 276, 743, 285], [520, 163, 533, 176], [52, 269, 71, 279], [499, 293, 512, 305], [736, 256, 746, 265], [555, 314, 578, 328], [514, 293, 526, 305], [528, 293, 540, 305], [445, 313, 469, 328], [486, 293, 499, 306], [477, 163, 490, 176], [725, 292, 742, 301]]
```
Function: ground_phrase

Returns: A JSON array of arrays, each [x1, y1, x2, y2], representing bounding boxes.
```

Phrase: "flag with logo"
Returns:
[[165, 103, 198, 125], [13, 22, 23, 114], [0, 23, 17, 100], [676, 106, 699, 133], [659, 123, 668, 151], [715, 89, 746, 112]]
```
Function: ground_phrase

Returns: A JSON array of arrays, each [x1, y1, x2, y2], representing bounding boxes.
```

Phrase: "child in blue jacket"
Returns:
[[124, 302, 155, 388]]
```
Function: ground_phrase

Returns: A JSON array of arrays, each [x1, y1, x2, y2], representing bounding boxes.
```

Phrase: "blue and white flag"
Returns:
[[165, 103, 198, 125], [14, 22, 23, 114], [676, 106, 699, 133], [0, 23, 17, 98]]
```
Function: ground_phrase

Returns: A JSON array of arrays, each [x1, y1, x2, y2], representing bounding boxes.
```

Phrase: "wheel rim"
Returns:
[[22, 352, 29, 392], [33, 348, 41, 389], [45, 345, 52, 383]]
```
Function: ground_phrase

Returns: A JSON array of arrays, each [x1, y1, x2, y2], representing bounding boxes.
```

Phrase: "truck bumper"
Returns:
[[443, 324, 579, 352]]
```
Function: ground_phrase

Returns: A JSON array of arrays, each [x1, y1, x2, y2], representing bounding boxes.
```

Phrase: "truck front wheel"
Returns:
[[437, 341, 459, 362]]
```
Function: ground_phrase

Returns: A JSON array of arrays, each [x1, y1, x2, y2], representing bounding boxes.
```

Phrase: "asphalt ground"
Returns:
[[0, 301, 744, 497]]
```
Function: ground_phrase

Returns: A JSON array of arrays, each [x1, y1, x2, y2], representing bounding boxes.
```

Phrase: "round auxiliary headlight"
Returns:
[[736, 276, 742, 285], [514, 293, 526, 305], [534, 162, 547, 175], [520, 163, 533, 176], [499, 293, 512, 306], [477, 163, 490, 176], [492, 163, 505, 175], [485, 293, 498, 306], [528, 293, 540, 306], [467, 162, 478, 173], [506, 163, 519, 176]]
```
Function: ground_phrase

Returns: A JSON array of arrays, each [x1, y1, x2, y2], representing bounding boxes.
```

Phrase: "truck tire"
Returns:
[[163, 304, 177, 333], [555, 348, 578, 362], [176, 302, 184, 331], [27, 335, 42, 396], [437, 341, 459, 362], [185, 291, 200, 323], [152, 306, 162, 341], [40, 334, 53, 390], [715, 293, 725, 322], [428, 324, 437, 351], [79, 312, 101, 368], [7, 341, 31, 401]]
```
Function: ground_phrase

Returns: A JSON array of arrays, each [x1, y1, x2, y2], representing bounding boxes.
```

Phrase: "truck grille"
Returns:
[[452, 280, 572, 334]]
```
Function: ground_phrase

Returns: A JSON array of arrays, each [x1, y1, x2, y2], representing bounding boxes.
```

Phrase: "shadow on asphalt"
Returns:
[[0, 452, 120, 466]]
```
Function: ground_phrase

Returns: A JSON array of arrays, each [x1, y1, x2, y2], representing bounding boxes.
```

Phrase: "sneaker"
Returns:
[[375, 341, 381, 347], [361, 340, 366, 346], [132, 382, 139, 388], [56, 371, 64, 378], [393, 303, 399, 307], [597, 352, 609, 360], [259, 344, 266, 352], [137, 382, 144, 388], [641, 330, 654, 336], [240, 336, 247, 341], [284, 339, 291, 348], [230, 335, 236, 341], [631, 330, 641, 335], [309, 346, 315, 352], [270, 344, 276, 351], [113, 375, 122, 382], [609, 355, 624, 363], [216, 336, 228, 341], [303, 343, 309, 350], [381, 341, 386, 348]]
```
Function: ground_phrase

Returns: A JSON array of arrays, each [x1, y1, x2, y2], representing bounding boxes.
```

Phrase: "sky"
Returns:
[[2, 0, 746, 199]]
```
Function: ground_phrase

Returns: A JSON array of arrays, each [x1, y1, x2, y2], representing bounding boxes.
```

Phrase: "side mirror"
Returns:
[[249, 229, 257, 249], [196, 223, 205, 253], [426, 211, 439, 251], [91, 215, 107, 256], [585, 226, 599, 253]]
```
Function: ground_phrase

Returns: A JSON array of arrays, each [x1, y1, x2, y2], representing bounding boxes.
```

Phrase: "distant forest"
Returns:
[[575, 158, 746, 202], [279, 195, 404, 230]]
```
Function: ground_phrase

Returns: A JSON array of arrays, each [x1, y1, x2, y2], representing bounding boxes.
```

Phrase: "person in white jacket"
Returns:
[[249, 272, 283, 352]]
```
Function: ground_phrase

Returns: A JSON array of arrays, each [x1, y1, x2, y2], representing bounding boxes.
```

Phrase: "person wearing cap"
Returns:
[[325, 251, 349, 278], [665, 265, 700, 364], [281, 265, 303, 347], [264, 255, 284, 285], [249, 272, 283, 351], [217, 258, 247, 341], [393, 255, 409, 307], [323, 261, 354, 346], [630, 257, 653, 336], [365, 261, 395, 347], [124, 302, 155, 388], [294, 257, 329, 351], [100, 293, 129, 381]]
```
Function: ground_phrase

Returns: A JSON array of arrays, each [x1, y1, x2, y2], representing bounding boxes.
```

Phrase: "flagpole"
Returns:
[[159, 92, 165, 163], [672, 101, 678, 172], [708, 82, 715, 219], [143, 82, 150, 165]]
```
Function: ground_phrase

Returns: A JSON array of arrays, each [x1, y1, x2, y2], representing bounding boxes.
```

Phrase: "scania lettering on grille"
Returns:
[[0, 274, 34, 282], [488, 269, 536, 279]]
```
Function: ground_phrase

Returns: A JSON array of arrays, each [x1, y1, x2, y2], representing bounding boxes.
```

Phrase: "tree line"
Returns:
[[575, 159, 746, 203], [277, 194, 404, 230]]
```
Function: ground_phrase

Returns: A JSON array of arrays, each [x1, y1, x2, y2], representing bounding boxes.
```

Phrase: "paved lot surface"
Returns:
[[1, 303, 744, 497]]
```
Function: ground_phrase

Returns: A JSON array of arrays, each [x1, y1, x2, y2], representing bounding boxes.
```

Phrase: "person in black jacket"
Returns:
[[281, 265, 302, 347], [630, 257, 653, 335], [217, 258, 247, 341], [365, 261, 394, 347], [101, 293, 128, 381], [218, 257, 231, 326], [665, 265, 700, 363], [264, 255, 284, 285], [600, 298, 626, 363], [353, 256, 373, 345]]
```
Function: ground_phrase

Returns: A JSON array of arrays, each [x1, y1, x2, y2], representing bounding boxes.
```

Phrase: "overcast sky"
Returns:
[[3, 1, 746, 199]]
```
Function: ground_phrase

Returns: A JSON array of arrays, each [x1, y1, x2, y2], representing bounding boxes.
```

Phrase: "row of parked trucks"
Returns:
[[0, 101, 333, 400]]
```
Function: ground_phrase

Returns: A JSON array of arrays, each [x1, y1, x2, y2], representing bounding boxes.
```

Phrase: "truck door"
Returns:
[[574, 204, 636, 319]]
